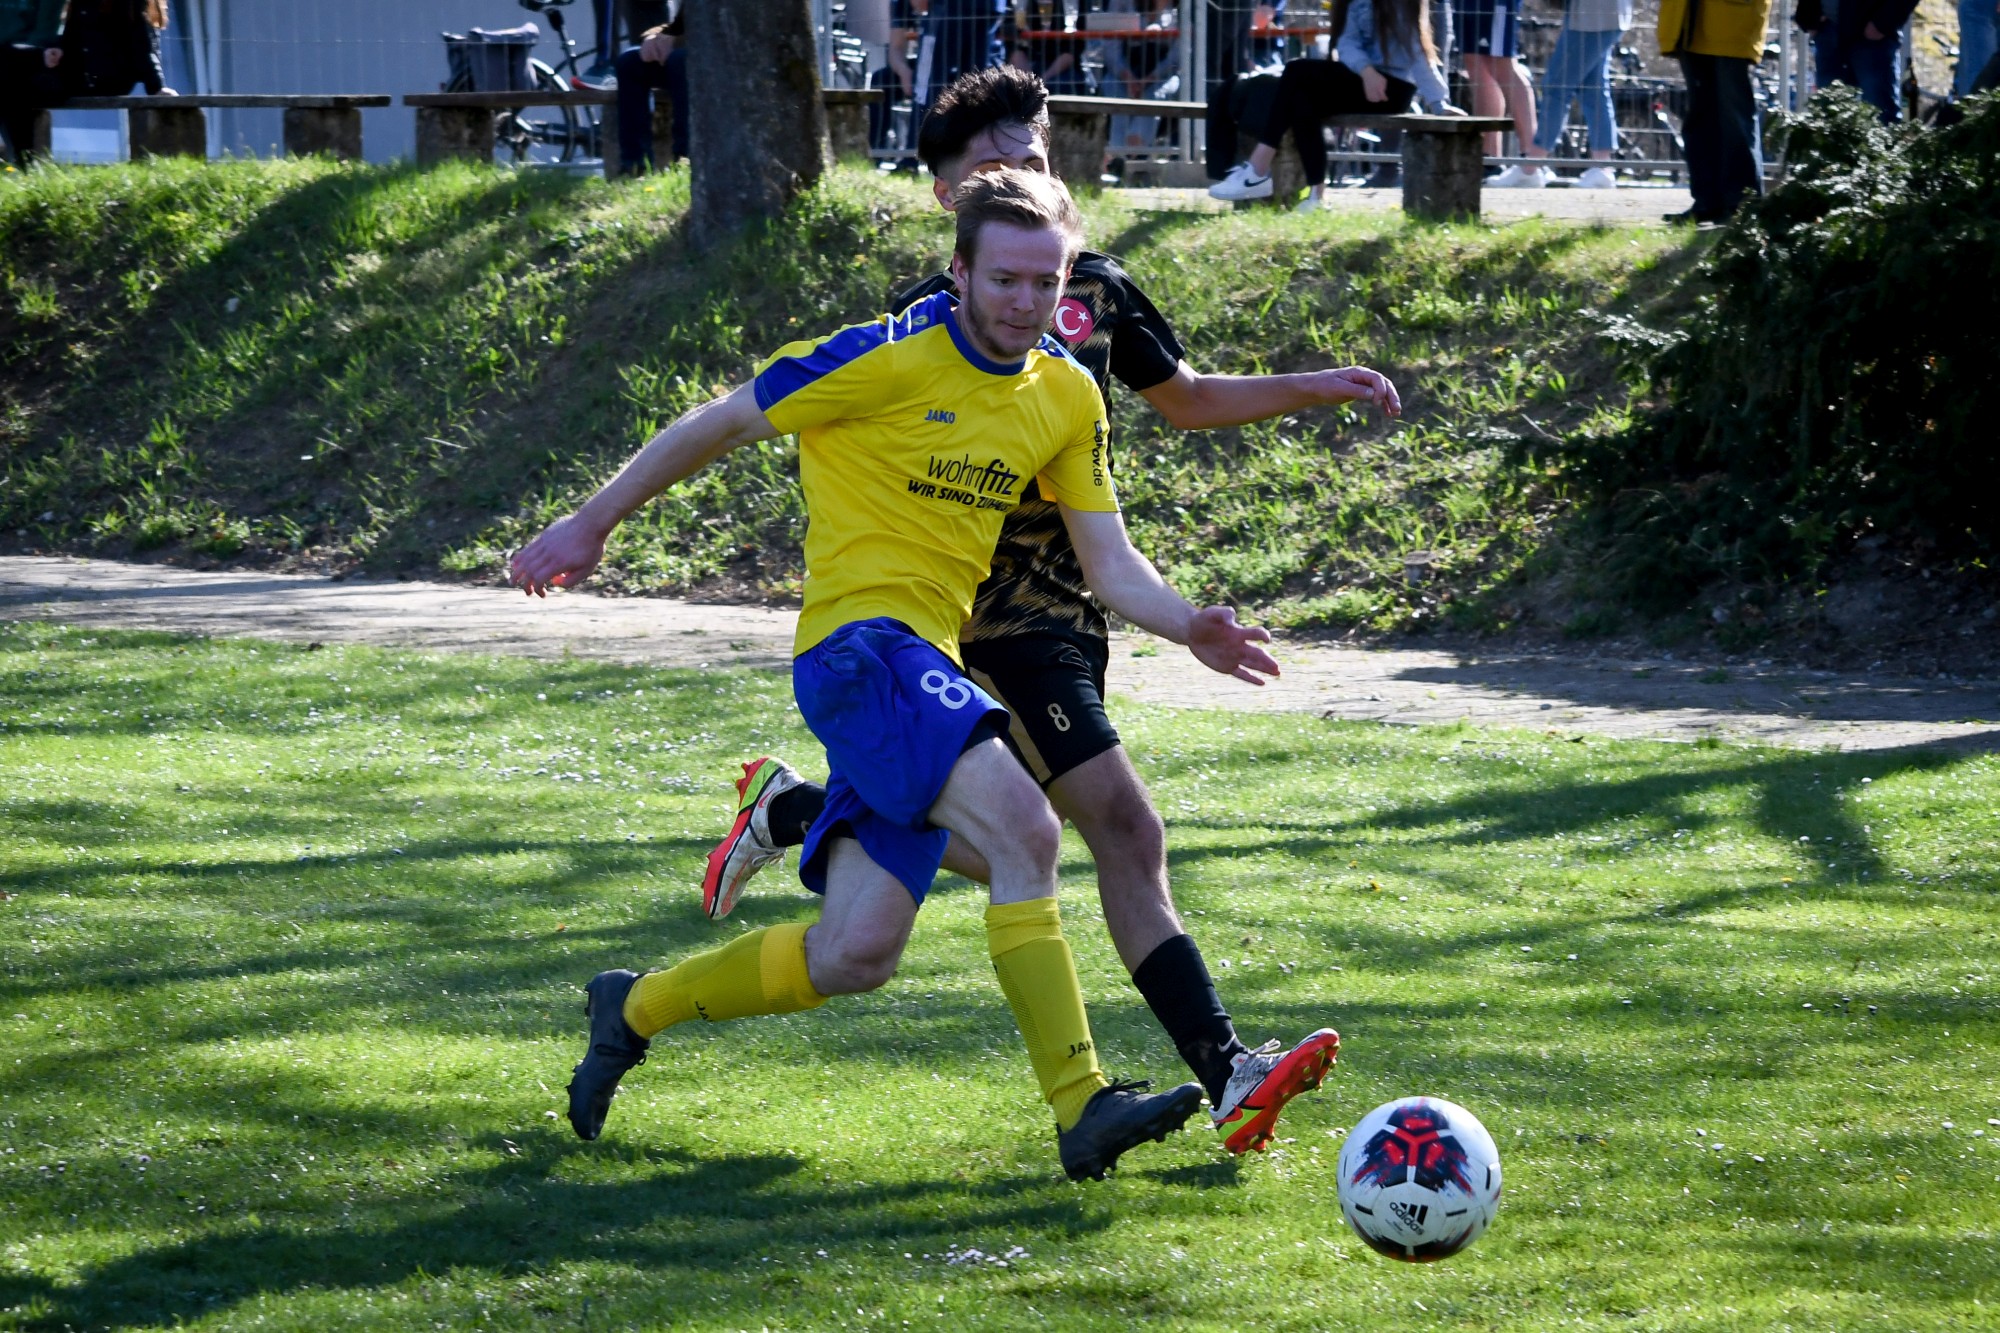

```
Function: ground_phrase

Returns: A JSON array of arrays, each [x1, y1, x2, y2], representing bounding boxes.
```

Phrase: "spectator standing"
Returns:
[[1108, 1, 1183, 160], [610, 2, 686, 173], [1956, 0, 1999, 98], [1658, 0, 1771, 224], [0, 0, 65, 165], [1456, 0, 1541, 183], [1798, 0, 1917, 120], [1518, 0, 1632, 188], [1209, 0, 1463, 208], [50, 0, 174, 98], [914, 0, 1005, 113]]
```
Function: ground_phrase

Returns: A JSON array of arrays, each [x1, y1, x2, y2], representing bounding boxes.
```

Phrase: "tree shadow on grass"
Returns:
[[1150, 733, 1988, 890], [0, 1141, 1108, 1332]]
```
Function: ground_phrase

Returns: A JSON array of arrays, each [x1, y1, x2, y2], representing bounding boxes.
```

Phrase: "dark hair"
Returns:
[[952, 168, 1082, 268], [917, 65, 1051, 175], [1370, 0, 1437, 66]]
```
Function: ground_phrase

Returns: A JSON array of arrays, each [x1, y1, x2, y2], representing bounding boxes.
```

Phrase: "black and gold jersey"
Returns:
[[890, 250, 1186, 643]]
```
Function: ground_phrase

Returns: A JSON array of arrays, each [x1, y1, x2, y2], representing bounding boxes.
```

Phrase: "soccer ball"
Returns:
[[1336, 1096, 1502, 1262]]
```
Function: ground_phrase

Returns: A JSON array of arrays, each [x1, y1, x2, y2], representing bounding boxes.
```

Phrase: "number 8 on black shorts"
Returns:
[[961, 628, 1119, 788]]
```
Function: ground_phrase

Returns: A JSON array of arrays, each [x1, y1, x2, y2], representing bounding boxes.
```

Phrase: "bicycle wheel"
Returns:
[[502, 60, 581, 165]]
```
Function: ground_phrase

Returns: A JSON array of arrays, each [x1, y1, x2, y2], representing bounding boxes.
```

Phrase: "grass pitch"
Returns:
[[2, 621, 1996, 1331]]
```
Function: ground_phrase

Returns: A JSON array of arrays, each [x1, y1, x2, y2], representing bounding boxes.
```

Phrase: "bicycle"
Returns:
[[1537, 44, 1687, 180], [441, 0, 602, 165]]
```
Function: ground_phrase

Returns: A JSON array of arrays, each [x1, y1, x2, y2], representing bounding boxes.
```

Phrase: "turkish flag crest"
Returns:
[[1052, 297, 1094, 344]]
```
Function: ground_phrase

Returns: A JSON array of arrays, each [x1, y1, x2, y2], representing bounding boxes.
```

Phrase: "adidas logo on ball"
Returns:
[[1388, 1200, 1431, 1233]]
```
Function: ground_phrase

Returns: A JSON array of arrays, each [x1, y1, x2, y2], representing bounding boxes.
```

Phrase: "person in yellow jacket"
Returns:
[[1657, 0, 1771, 222]]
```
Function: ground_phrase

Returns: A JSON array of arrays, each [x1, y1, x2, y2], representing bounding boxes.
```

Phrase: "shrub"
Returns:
[[1526, 91, 2000, 610]]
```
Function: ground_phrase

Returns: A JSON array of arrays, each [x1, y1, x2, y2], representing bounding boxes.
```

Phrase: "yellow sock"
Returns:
[[622, 922, 826, 1038], [986, 898, 1108, 1131]]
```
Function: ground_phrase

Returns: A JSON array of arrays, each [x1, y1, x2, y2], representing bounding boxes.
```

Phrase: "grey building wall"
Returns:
[[173, 0, 556, 162]]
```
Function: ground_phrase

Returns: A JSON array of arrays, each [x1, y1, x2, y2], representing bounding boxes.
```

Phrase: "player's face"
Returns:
[[949, 222, 1069, 363], [932, 122, 1051, 210]]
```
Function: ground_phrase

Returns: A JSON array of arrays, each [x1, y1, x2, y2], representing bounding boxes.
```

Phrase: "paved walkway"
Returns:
[[1121, 183, 1696, 227], [4, 556, 1996, 753]]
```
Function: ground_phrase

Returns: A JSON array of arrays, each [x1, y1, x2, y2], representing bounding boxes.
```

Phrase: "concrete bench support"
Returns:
[[128, 105, 206, 159], [1401, 129, 1486, 221], [1048, 108, 1108, 190], [414, 105, 495, 166], [1326, 114, 1512, 221], [283, 105, 363, 160], [821, 88, 880, 162], [1047, 95, 1206, 194]]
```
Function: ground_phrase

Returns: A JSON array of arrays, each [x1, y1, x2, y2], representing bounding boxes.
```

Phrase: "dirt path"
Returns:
[[5, 556, 1996, 753]]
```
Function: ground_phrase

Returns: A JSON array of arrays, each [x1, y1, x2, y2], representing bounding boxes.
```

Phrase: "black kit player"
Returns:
[[705, 66, 1403, 1155]]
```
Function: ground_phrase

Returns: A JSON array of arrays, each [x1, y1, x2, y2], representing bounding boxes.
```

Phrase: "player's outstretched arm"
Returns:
[[1059, 505, 1280, 687], [1137, 361, 1402, 432], [510, 386, 777, 597]]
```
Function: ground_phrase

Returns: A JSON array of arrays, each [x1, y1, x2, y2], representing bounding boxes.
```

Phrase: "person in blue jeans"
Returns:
[[1800, 0, 1916, 121], [612, 9, 687, 172], [1517, 0, 1631, 188], [1958, 0, 2000, 97]]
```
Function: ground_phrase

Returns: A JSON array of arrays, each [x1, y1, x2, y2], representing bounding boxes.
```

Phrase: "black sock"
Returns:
[[767, 781, 827, 848], [1131, 934, 1247, 1106]]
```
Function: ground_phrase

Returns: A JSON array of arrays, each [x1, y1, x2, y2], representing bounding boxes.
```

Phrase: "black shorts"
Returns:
[[960, 628, 1120, 787]]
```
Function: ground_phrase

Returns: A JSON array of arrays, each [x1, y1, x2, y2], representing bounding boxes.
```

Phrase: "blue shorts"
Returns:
[[1457, 0, 1522, 58], [793, 618, 1008, 903]]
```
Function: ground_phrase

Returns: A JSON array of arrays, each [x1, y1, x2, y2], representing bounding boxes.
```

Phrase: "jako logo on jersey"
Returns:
[[1053, 297, 1094, 343], [924, 408, 956, 424]]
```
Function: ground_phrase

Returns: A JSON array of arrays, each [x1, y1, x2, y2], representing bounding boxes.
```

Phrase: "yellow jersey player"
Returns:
[[703, 65, 1400, 1155], [510, 170, 1281, 1180]]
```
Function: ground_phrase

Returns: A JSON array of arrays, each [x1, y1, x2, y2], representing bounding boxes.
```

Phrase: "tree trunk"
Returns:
[[685, 0, 831, 249]]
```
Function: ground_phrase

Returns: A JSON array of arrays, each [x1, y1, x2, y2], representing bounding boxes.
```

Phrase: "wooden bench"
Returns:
[[1042, 92, 1515, 220], [404, 86, 883, 177], [35, 94, 391, 161]]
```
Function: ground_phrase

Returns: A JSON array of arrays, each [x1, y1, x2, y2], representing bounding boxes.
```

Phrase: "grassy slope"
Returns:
[[0, 159, 1696, 634], [3, 621, 1997, 1330]]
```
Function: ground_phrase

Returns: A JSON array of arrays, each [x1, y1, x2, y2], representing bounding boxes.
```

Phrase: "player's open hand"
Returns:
[[510, 514, 608, 597], [1187, 605, 1280, 686], [1321, 367, 1402, 418]]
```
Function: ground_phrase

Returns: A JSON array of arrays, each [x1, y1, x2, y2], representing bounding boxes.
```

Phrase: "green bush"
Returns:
[[1526, 91, 2000, 609]]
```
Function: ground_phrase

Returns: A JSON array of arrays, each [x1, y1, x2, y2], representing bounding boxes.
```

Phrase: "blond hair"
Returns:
[[951, 168, 1083, 269]]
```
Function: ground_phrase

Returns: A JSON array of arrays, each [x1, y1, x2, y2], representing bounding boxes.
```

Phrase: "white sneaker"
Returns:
[[1294, 193, 1328, 213], [1576, 166, 1618, 190], [1208, 161, 1274, 200], [1490, 163, 1548, 189]]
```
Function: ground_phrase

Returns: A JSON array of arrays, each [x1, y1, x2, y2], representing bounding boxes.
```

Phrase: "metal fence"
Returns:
[[41, 0, 1822, 169]]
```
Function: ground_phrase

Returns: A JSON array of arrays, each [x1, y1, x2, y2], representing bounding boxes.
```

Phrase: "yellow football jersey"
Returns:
[[754, 290, 1115, 662]]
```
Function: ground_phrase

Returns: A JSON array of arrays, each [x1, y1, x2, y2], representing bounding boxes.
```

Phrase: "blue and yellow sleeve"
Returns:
[[753, 314, 900, 437]]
